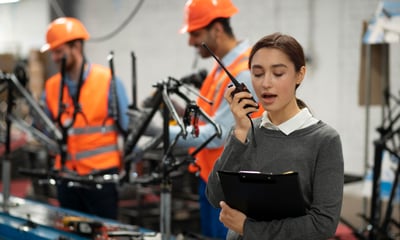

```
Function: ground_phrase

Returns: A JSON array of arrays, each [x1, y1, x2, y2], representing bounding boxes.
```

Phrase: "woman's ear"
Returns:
[[296, 66, 306, 85]]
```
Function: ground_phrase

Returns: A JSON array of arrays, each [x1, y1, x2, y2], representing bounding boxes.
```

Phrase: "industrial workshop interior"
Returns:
[[0, 0, 400, 239]]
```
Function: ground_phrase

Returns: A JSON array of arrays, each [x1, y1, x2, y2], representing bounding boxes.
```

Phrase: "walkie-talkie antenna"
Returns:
[[201, 42, 240, 88], [201, 42, 258, 105], [201, 42, 258, 147]]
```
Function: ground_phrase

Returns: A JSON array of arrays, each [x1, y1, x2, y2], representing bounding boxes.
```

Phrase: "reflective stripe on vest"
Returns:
[[67, 144, 119, 161], [68, 125, 117, 135]]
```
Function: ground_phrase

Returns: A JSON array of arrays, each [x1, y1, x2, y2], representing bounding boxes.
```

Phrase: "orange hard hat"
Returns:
[[180, 0, 238, 33], [41, 17, 90, 52]]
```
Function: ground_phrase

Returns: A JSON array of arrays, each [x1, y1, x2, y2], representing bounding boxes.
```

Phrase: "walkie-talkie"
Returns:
[[201, 42, 258, 109]]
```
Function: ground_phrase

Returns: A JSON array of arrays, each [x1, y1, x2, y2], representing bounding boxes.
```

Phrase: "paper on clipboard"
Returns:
[[217, 170, 306, 221]]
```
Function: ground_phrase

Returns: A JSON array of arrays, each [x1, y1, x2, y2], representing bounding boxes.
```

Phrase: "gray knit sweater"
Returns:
[[206, 119, 344, 240]]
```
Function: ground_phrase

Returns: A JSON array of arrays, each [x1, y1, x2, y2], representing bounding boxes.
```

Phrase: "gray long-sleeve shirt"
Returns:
[[206, 119, 344, 240]]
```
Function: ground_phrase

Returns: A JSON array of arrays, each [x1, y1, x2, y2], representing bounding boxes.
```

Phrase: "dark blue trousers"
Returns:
[[199, 178, 228, 239], [56, 177, 119, 219]]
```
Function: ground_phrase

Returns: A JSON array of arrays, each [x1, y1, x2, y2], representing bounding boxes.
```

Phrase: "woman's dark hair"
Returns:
[[249, 32, 307, 109]]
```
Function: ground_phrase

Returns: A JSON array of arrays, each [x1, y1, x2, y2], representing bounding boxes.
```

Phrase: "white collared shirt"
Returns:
[[260, 108, 319, 135]]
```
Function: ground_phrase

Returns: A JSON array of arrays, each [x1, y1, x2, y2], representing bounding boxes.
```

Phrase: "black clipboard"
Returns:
[[217, 170, 306, 221]]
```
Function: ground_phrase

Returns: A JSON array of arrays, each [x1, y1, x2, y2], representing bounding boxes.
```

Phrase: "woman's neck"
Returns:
[[268, 100, 301, 125]]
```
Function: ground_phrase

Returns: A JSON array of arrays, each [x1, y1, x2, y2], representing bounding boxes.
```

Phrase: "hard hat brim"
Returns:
[[179, 25, 188, 34], [40, 44, 51, 53]]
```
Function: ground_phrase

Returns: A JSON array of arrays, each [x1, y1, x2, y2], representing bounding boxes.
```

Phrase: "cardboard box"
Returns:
[[28, 49, 45, 101], [358, 21, 389, 106], [0, 53, 16, 73]]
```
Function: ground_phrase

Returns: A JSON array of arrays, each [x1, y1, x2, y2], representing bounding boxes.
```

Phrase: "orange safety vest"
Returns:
[[45, 64, 121, 175], [188, 48, 264, 182]]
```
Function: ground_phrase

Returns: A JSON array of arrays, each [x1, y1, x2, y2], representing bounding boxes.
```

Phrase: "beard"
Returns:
[[56, 54, 76, 73]]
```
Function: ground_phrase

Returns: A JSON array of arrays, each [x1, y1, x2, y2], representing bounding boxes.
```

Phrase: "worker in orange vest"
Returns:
[[169, 0, 264, 238], [40, 17, 129, 219]]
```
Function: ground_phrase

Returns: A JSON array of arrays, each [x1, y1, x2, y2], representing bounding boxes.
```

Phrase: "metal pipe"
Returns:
[[130, 51, 137, 110]]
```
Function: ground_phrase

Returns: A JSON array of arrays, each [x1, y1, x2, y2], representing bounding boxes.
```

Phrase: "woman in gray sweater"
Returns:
[[206, 33, 344, 240]]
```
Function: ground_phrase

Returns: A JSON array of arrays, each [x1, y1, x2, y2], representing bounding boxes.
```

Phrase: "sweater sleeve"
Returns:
[[206, 129, 251, 208], [242, 132, 344, 240]]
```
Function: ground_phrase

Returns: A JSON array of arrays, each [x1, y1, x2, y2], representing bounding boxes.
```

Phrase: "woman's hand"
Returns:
[[219, 201, 246, 235], [224, 86, 258, 142]]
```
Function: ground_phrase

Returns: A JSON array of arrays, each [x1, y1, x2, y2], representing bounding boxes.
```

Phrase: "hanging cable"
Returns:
[[89, 0, 145, 43], [49, 0, 66, 17]]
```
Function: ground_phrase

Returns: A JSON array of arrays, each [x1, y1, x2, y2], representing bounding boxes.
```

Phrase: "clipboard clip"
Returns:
[[238, 170, 298, 183], [239, 172, 276, 183]]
